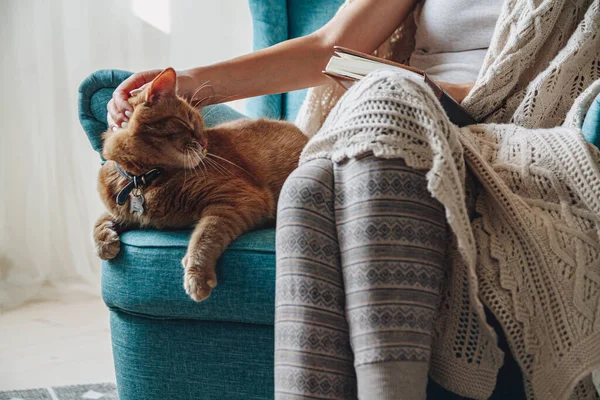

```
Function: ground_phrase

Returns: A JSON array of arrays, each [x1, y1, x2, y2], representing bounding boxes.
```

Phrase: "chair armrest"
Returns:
[[78, 69, 133, 155]]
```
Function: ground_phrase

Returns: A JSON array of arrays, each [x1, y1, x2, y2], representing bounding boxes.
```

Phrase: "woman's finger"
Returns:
[[107, 99, 118, 124], [112, 70, 162, 118], [112, 84, 134, 117], [107, 98, 126, 128], [129, 82, 150, 96], [106, 112, 118, 132]]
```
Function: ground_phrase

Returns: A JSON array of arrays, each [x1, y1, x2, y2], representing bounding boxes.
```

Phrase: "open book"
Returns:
[[324, 46, 476, 127]]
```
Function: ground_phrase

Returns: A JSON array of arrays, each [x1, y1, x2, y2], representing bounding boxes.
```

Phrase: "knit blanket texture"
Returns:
[[295, 1, 600, 398]]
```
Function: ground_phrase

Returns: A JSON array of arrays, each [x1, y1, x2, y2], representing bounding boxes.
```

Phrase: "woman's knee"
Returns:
[[335, 153, 432, 199], [310, 70, 442, 155], [344, 70, 434, 109], [277, 158, 335, 214]]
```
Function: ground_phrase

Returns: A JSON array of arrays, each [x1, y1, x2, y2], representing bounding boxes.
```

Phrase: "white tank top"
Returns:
[[409, 0, 503, 84]]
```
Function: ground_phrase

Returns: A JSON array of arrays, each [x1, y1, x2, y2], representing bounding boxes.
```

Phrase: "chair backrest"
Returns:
[[246, 0, 344, 121]]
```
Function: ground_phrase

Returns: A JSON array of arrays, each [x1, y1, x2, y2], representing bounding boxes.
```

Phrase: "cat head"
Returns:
[[102, 68, 207, 173]]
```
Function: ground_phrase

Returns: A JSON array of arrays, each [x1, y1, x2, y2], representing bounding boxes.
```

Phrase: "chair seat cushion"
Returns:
[[102, 229, 276, 325]]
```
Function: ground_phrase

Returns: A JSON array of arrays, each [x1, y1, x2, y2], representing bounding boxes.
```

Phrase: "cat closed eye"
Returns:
[[171, 117, 193, 131]]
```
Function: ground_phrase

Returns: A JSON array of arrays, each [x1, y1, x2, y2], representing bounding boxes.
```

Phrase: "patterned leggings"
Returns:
[[275, 153, 447, 400]]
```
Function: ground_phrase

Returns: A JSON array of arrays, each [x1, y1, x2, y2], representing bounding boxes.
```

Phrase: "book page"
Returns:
[[326, 51, 424, 81]]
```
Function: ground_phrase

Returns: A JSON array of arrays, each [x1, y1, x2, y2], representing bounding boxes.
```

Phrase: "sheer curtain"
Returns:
[[0, 0, 253, 310]]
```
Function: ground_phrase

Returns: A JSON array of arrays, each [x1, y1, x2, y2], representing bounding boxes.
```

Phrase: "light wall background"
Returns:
[[0, 0, 253, 310]]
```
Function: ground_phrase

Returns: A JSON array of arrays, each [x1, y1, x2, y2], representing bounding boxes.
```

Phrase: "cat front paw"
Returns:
[[182, 254, 217, 302], [94, 226, 121, 260]]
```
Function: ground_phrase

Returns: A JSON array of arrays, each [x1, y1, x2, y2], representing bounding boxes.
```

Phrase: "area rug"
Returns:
[[0, 383, 117, 400]]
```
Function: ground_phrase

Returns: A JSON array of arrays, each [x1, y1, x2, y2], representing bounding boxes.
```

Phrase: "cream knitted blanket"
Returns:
[[295, 0, 600, 399]]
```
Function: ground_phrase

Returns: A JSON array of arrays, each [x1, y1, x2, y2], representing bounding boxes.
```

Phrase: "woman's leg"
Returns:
[[275, 153, 448, 399], [334, 153, 447, 400], [275, 159, 356, 399]]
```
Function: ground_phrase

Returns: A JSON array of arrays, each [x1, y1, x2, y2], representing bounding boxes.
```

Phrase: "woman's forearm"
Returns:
[[185, 33, 332, 105], [184, 0, 419, 106], [108, 0, 418, 126]]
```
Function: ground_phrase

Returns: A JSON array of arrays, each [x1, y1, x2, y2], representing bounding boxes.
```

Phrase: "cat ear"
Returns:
[[146, 67, 177, 102]]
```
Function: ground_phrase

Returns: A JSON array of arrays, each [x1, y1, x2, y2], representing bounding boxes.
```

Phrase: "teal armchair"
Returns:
[[79, 2, 343, 400], [78, 1, 600, 399]]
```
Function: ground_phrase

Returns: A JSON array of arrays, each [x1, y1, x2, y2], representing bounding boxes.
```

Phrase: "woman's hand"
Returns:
[[107, 0, 420, 129], [107, 69, 200, 129], [437, 82, 475, 103]]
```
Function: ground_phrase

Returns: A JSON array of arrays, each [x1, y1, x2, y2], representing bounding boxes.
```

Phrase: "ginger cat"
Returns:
[[94, 68, 307, 302]]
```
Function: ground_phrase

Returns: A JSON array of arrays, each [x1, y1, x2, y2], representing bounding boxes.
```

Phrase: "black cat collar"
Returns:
[[114, 162, 163, 206]]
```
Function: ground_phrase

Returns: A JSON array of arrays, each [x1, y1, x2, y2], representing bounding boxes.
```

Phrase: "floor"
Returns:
[[0, 296, 115, 391], [1, 297, 599, 396]]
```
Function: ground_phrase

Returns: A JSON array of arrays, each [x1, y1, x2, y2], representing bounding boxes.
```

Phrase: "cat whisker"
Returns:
[[200, 107, 219, 120], [205, 156, 239, 178], [190, 84, 215, 108], [190, 148, 209, 180], [206, 153, 255, 178], [199, 94, 240, 118], [192, 94, 216, 109], [187, 150, 203, 182], [200, 153, 225, 176], [200, 151, 234, 178], [190, 80, 212, 101], [204, 156, 234, 178], [188, 151, 203, 180], [211, 94, 239, 103], [197, 159, 209, 179], [182, 149, 191, 189]]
